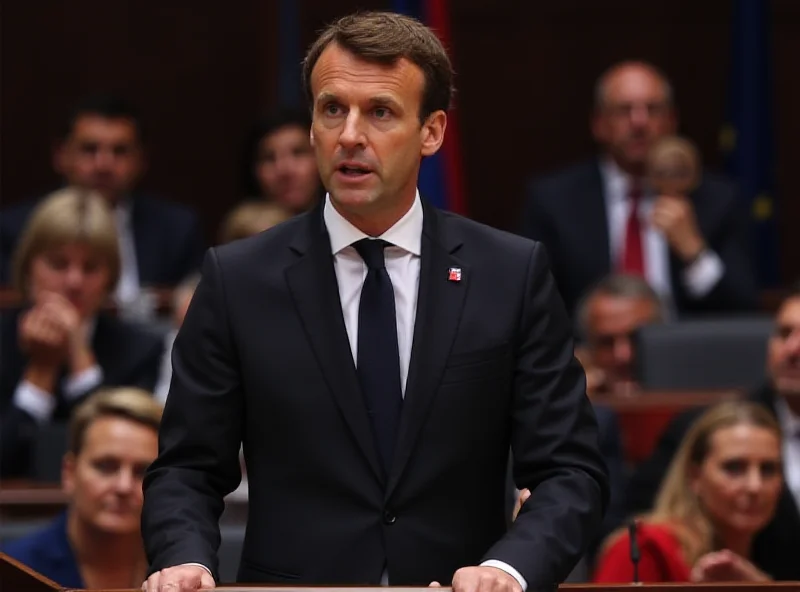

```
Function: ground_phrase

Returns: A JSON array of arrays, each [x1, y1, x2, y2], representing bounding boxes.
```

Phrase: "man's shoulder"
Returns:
[[527, 159, 601, 199], [696, 171, 739, 203], [133, 193, 199, 224], [436, 208, 540, 261], [0, 197, 41, 229]]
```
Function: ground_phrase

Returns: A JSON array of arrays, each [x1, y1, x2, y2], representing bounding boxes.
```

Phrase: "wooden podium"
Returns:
[[2, 554, 799, 592]]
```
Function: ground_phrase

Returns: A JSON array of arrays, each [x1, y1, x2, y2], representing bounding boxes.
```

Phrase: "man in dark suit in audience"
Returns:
[[627, 282, 800, 580], [141, 11, 608, 592], [575, 273, 666, 393], [0, 94, 205, 305], [521, 61, 757, 317]]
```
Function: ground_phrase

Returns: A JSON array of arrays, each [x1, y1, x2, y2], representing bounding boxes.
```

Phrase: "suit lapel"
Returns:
[[285, 208, 384, 484], [387, 204, 469, 497]]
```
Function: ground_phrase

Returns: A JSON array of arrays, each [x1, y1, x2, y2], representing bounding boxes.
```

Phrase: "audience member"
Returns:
[[218, 202, 292, 245], [153, 273, 200, 403], [521, 61, 757, 317], [0, 94, 205, 307], [576, 274, 665, 394], [241, 108, 322, 214], [626, 281, 800, 580], [2, 388, 162, 589], [0, 188, 163, 478], [593, 401, 782, 582]]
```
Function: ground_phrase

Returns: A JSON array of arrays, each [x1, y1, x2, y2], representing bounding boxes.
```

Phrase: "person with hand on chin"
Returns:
[[142, 11, 608, 592], [0, 187, 164, 478]]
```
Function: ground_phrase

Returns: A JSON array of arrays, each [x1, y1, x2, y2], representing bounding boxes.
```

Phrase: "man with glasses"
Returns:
[[521, 61, 756, 318]]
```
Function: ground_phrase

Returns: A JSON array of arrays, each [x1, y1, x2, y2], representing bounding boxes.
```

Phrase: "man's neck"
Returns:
[[604, 153, 646, 179], [331, 192, 416, 237]]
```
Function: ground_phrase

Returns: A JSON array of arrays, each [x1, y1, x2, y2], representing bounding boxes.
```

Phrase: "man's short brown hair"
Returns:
[[302, 11, 455, 123]]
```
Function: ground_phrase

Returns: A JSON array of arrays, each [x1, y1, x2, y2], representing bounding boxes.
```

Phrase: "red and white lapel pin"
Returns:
[[448, 267, 462, 282]]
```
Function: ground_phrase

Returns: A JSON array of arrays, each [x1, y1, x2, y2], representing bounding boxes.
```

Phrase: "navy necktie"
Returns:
[[353, 238, 403, 474]]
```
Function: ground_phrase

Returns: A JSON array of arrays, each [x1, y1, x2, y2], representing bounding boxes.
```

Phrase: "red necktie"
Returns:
[[621, 182, 645, 276]]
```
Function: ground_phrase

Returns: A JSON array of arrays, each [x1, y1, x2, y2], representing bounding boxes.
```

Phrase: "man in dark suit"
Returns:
[[521, 61, 757, 318], [141, 11, 609, 592], [0, 94, 204, 302], [626, 282, 800, 580]]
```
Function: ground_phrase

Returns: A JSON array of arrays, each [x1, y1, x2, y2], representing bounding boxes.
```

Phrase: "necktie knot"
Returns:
[[353, 238, 390, 270]]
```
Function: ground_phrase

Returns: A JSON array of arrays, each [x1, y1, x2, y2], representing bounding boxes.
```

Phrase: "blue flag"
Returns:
[[721, 0, 779, 286]]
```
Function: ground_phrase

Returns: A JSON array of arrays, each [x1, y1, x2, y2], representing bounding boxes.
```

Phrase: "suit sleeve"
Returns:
[[0, 406, 38, 478], [141, 249, 243, 580], [482, 242, 609, 588], [693, 186, 758, 311]]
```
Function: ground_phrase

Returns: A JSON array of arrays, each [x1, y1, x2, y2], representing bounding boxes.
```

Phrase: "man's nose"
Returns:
[[338, 111, 367, 150], [613, 336, 633, 366], [629, 104, 651, 128], [93, 148, 115, 170]]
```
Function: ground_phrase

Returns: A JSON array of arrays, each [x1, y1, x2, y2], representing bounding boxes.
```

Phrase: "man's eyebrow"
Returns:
[[316, 91, 339, 104], [369, 95, 401, 109]]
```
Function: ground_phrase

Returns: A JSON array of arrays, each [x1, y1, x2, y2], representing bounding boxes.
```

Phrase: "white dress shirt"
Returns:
[[190, 193, 527, 588], [600, 158, 724, 311], [114, 200, 141, 305], [775, 399, 800, 510]]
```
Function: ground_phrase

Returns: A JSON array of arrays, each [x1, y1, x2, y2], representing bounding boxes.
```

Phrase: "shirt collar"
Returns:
[[323, 190, 423, 256], [775, 398, 800, 439], [599, 156, 649, 205]]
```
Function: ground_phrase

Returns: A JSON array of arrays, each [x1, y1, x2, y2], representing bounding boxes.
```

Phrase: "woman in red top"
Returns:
[[593, 400, 783, 583]]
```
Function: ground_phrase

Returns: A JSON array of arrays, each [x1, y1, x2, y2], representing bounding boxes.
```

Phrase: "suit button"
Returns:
[[383, 510, 396, 524]]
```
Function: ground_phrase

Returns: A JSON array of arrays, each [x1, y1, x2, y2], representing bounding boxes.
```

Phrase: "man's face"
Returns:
[[54, 115, 144, 204], [586, 293, 660, 388], [255, 124, 319, 213], [62, 416, 158, 535], [309, 43, 445, 228], [767, 296, 800, 410], [591, 65, 676, 174]]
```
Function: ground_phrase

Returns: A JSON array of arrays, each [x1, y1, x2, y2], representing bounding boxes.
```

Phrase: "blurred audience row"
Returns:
[[0, 57, 795, 587]]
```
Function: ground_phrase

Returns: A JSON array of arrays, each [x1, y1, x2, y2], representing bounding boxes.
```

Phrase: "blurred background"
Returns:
[[2, 0, 797, 286]]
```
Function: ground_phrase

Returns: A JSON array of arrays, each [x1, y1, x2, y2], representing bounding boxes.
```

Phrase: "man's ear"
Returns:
[[310, 127, 315, 147], [420, 110, 447, 157]]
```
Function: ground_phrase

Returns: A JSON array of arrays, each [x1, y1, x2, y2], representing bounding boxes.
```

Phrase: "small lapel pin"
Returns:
[[448, 267, 462, 282]]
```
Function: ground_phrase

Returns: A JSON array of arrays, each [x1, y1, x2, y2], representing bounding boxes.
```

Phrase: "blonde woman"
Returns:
[[218, 201, 292, 244], [2, 388, 162, 589], [0, 188, 163, 478], [592, 401, 783, 582]]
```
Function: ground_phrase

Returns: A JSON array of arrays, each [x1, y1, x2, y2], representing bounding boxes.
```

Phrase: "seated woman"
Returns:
[[592, 400, 783, 583], [0, 188, 164, 478], [2, 387, 161, 589], [241, 108, 322, 214]]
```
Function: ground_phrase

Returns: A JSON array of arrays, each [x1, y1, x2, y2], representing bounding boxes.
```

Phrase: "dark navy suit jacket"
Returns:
[[1, 512, 83, 588]]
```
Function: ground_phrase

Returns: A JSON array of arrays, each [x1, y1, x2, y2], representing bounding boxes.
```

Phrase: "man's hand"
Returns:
[[650, 195, 706, 262], [691, 549, 771, 582], [433, 566, 522, 592], [142, 565, 215, 591]]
